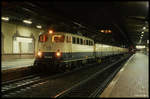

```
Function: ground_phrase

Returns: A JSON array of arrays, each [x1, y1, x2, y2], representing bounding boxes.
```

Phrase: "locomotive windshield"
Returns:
[[52, 35, 65, 43], [39, 34, 48, 42]]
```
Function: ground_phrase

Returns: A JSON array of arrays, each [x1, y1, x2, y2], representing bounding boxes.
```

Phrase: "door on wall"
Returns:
[[13, 37, 34, 54]]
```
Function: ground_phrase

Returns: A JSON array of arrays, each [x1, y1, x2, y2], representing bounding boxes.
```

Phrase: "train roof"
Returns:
[[40, 32, 94, 41], [95, 43, 127, 49]]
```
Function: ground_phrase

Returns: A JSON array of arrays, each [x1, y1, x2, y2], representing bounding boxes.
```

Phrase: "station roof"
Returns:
[[2, 1, 149, 48]]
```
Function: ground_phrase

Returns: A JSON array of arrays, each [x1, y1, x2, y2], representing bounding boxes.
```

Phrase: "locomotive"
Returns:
[[33, 31, 128, 71]]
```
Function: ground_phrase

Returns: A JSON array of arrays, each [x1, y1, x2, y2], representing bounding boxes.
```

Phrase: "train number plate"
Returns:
[[44, 56, 52, 58]]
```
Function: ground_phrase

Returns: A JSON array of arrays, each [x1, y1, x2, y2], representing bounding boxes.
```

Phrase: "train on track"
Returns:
[[33, 31, 129, 72]]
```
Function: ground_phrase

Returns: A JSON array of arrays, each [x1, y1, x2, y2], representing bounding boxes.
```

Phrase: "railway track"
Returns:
[[53, 55, 129, 97], [2, 74, 46, 97], [2, 54, 131, 98], [2, 59, 102, 97]]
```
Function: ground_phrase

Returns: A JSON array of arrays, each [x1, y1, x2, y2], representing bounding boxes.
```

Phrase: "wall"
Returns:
[[1, 22, 44, 60]]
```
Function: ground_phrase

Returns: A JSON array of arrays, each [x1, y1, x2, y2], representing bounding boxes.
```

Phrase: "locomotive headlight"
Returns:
[[37, 51, 42, 57], [55, 49, 62, 58], [56, 52, 61, 57]]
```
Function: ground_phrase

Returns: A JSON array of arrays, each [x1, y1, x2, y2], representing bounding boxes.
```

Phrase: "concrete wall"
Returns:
[[1, 22, 44, 60]]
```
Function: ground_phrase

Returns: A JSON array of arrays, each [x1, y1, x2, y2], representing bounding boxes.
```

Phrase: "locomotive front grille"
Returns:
[[44, 55, 53, 58], [43, 52, 54, 58]]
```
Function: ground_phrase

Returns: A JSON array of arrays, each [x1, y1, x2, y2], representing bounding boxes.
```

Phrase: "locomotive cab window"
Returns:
[[52, 35, 65, 43], [39, 34, 48, 42]]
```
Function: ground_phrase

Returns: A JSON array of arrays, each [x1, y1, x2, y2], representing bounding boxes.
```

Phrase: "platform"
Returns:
[[2, 58, 35, 70], [100, 52, 149, 97]]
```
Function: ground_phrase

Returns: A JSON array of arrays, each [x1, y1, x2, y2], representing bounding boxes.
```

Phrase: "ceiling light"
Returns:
[[141, 35, 143, 36], [23, 20, 32, 24], [142, 31, 144, 34], [143, 27, 146, 29], [136, 45, 145, 49], [36, 25, 42, 29], [147, 40, 149, 44], [2, 16, 9, 21]]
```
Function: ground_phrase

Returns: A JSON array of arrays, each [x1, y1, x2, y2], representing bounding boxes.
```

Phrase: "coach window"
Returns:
[[84, 40, 86, 45], [89, 40, 91, 45], [89, 41, 91, 45], [85, 40, 87, 45], [86, 40, 89, 45], [72, 37, 76, 44], [83, 40, 85, 45], [88, 40, 90, 45], [91, 41, 93, 45], [80, 39, 83, 45], [77, 38, 80, 44], [66, 36, 68, 42]]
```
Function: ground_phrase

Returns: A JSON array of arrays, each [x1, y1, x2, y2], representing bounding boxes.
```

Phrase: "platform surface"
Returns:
[[100, 52, 149, 97], [2, 59, 35, 70]]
